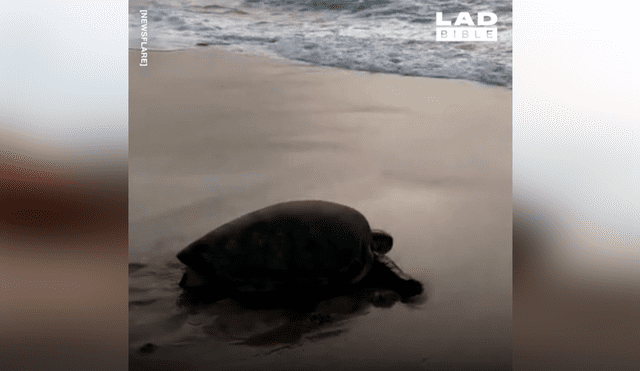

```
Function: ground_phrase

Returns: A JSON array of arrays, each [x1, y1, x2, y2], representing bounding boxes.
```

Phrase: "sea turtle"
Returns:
[[177, 200, 423, 305]]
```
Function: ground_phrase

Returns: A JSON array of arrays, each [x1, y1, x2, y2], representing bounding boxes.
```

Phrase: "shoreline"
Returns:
[[129, 46, 513, 90]]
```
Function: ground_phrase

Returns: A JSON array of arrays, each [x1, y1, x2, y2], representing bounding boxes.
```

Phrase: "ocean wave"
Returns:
[[129, 0, 512, 87]]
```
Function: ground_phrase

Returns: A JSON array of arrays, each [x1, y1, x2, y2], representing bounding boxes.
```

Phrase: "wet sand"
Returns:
[[129, 48, 512, 370]]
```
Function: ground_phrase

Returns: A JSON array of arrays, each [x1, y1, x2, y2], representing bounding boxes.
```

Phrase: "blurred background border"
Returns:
[[1, 0, 639, 370]]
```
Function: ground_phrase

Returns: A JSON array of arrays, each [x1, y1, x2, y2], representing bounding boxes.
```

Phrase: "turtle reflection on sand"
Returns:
[[177, 200, 424, 309], [196, 287, 414, 349]]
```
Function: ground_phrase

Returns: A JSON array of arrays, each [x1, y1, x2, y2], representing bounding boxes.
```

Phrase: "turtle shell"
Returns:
[[177, 200, 376, 293]]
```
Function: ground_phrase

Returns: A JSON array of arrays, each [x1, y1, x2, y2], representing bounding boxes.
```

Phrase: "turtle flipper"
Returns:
[[375, 254, 415, 282], [177, 269, 231, 306], [364, 255, 423, 299], [179, 267, 213, 289]]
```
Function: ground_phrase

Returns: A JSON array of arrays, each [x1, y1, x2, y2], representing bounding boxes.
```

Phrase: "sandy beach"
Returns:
[[129, 48, 512, 370]]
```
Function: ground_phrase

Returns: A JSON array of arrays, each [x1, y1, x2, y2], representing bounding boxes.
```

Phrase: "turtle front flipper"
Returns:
[[177, 269, 231, 307], [364, 254, 423, 299], [179, 267, 211, 289]]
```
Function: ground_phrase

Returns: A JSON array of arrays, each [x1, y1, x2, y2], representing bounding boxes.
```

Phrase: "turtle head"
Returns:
[[371, 229, 393, 255]]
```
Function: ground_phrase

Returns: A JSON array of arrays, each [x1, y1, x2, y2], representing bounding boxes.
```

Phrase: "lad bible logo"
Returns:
[[436, 12, 497, 42]]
